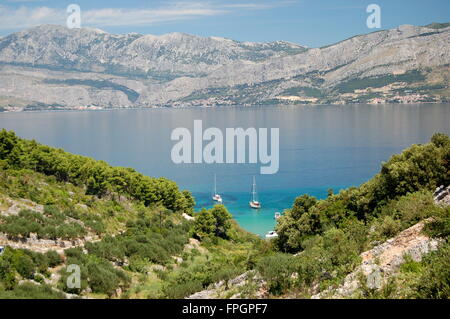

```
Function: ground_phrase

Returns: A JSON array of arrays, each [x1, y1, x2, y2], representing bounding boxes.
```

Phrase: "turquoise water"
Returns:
[[193, 187, 344, 236], [1, 104, 449, 236]]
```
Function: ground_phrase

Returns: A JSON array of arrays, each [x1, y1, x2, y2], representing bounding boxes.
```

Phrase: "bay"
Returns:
[[1, 104, 449, 236]]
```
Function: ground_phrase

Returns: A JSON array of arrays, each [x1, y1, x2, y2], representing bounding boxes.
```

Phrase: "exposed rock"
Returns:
[[186, 271, 267, 299], [149, 264, 166, 273], [0, 195, 101, 253], [312, 220, 442, 299], [182, 213, 195, 221], [0, 232, 100, 254], [434, 185, 450, 206], [183, 238, 207, 254], [0, 196, 44, 216], [0, 24, 448, 108]]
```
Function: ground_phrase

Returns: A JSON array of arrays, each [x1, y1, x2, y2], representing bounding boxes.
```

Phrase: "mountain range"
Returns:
[[0, 22, 449, 110]]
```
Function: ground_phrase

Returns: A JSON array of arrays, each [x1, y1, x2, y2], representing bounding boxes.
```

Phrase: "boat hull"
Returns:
[[249, 201, 261, 209]]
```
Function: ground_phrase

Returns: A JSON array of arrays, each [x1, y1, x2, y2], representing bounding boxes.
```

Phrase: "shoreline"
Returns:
[[1, 100, 448, 114]]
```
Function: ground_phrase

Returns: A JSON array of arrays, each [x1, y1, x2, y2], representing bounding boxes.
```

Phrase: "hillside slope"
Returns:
[[0, 131, 449, 299], [190, 133, 450, 299], [0, 129, 263, 298], [0, 23, 449, 109]]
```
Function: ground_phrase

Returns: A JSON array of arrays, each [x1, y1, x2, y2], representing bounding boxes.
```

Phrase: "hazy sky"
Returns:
[[1, 0, 449, 47]]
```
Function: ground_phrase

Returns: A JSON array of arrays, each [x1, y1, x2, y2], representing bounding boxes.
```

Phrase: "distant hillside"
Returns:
[[425, 22, 450, 29], [0, 22, 449, 110]]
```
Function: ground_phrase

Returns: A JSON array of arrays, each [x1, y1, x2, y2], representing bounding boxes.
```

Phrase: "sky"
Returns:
[[0, 0, 449, 47]]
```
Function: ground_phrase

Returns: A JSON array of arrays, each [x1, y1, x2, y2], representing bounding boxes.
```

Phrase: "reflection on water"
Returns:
[[1, 104, 449, 235]]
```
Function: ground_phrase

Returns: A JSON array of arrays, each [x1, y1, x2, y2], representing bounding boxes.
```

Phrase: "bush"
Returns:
[[0, 208, 88, 240], [87, 261, 130, 296], [256, 253, 296, 295], [414, 243, 450, 299], [378, 191, 437, 229], [34, 274, 45, 284], [193, 205, 233, 240], [45, 251, 63, 268], [370, 216, 402, 241], [163, 280, 203, 299], [0, 283, 65, 299], [0, 247, 61, 288], [424, 206, 450, 239], [13, 254, 35, 279], [194, 209, 216, 240], [0, 258, 17, 290]]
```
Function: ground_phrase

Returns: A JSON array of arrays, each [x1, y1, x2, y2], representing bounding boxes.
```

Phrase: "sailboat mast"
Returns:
[[214, 174, 217, 195], [252, 176, 257, 202]]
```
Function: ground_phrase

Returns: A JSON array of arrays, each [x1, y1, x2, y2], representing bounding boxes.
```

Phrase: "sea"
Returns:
[[1, 104, 449, 236]]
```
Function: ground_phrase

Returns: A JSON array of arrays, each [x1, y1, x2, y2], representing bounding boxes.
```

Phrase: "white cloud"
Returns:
[[0, 5, 64, 29], [0, 1, 290, 31], [82, 3, 225, 27]]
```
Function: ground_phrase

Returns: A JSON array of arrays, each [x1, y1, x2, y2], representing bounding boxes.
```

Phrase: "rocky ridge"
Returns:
[[0, 23, 449, 109], [312, 219, 442, 298]]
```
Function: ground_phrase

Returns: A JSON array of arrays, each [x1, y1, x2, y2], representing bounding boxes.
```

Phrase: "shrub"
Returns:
[[87, 261, 130, 296], [414, 243, 450, 299], [13, 254, 36, 279], [45, 251, 63, 268], [424, 206, 450, 239], [194, 209, 217, 240], [370, 216, 402, 241], [163, 280, 203, 299], [0, 283, 65, 299], [256, 253, 296, 295], [0, 258, 17, 290]]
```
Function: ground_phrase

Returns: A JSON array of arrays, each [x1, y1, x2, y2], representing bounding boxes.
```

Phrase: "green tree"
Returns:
[[180, 190, 196, 215], [194, 209, 216, 240], [275, 195, 318, 253], [256, 253, 296, 295], [210, 205, 232, 238]]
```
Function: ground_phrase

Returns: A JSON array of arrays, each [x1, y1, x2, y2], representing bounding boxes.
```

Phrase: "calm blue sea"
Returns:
[[1, 104, 449, 236]]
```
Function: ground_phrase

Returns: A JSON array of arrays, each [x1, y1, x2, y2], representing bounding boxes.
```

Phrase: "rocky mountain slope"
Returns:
[[0, 23, 449, 110], [187, 218, 444, 299], [312, 219, 443, 299]]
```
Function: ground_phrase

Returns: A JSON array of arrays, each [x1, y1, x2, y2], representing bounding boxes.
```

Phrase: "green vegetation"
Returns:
[[85, 213, 191, 266], [0, 206, 87, 240], [424, 22, 450, 29], [194, 205, 233, 240], [0, 129, 193, 213], [44, 79, 140, 103], [59, 247, 130, 296], [0, 283, 66, 299], [253, 133, 450, 297], [412, 242, 450, 298], [335, 70, 426, 93], [281, 87, 324, 98], [0, 130, 448, 299], [23, 102, 65, 111], [0, 246, 64, 291], [0, 129, 262, 299]]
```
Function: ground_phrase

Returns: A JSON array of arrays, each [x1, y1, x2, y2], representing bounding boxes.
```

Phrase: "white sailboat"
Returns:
[[212, 174, 222, 203], [249, 176, 261, 209]]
